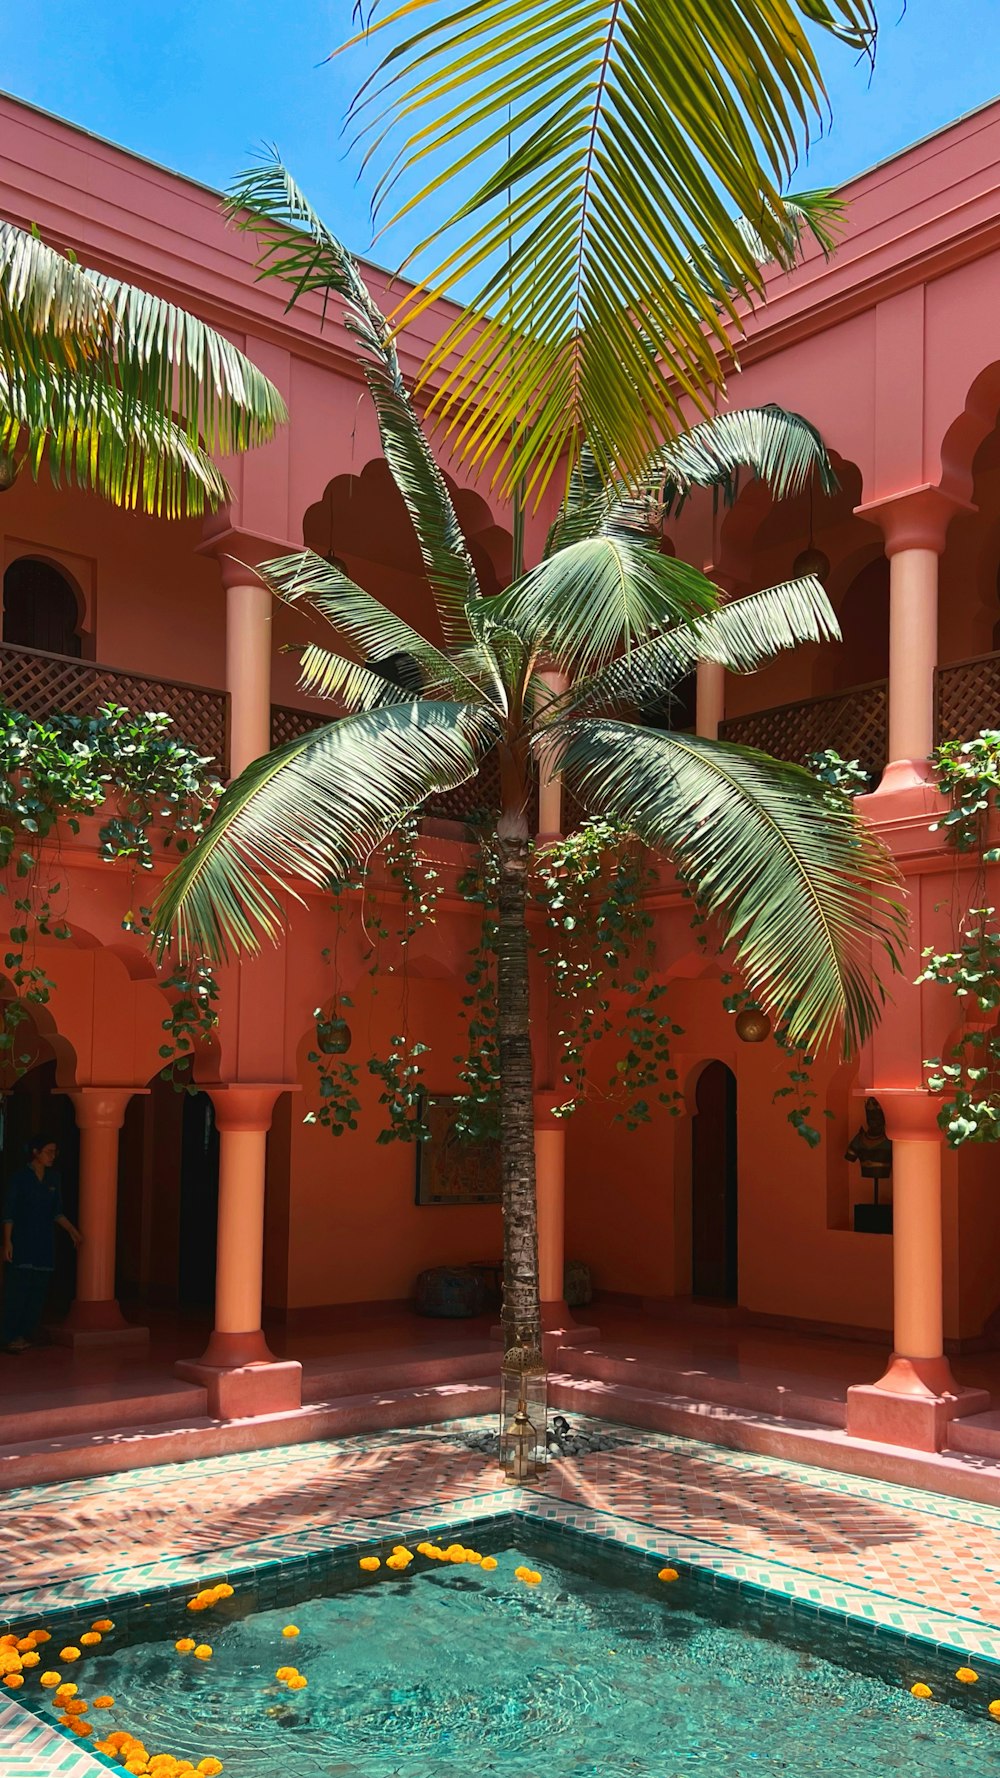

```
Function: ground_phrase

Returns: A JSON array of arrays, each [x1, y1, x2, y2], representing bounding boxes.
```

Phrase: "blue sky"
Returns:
[[2, 1, 999, 275]]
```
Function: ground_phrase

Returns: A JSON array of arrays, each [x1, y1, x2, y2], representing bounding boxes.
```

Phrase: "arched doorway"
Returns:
[[691, 1061, 738, 1301], [3, 557, 82, 656], [178, 1090, 219, 1309]]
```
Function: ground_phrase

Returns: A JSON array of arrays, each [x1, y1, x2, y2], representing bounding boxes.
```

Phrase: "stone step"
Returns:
[[0, 1375, 500, 1493], [556, 1343, 847, 1428], [946, 1409, 1000, 1460], [549, 1372, 1000, 1508], [0, 1377, 209, 1448], [300, 1344, 498, 1403]]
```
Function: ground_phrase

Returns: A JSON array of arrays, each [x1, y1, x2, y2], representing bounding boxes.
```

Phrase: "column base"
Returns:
[[869, 758, 938, 798], [176, 1351, 303, 1420], [846, 1355, 990, 1452], [48, 1300, 149, 1348]]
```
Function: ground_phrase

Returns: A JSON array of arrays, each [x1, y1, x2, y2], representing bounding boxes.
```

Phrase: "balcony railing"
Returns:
[[720, 679, 889, 783], [936, 651, 1000, 744], [270, 703, 537, 829], [1, 641, 230, 771]]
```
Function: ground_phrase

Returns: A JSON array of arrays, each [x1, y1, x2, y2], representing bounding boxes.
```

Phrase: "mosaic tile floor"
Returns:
[[5, 1416, 1000, 1774]]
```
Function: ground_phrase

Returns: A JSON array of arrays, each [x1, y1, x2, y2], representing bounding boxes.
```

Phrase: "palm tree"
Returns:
[[339, 0, 880, 494], [156, 164, 903, 1356], [0, 220, 286, 515]]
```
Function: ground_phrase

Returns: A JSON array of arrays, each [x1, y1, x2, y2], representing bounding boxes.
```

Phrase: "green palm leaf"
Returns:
[[0, 362, 230, 518], [545, 407, 837, 556], [485, 533, 718, 679], [259, 547, 495, 705], [563, 575, 839, 718], [155, 700, 501, 961], [342, 0, 877, 492], [559, 721, 904, 1052], [0, 221, 109, 383], [226, 158, 481, 646]]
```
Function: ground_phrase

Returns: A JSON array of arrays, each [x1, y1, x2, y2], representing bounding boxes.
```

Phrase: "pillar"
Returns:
[[536, 666, 569, 843], [55, 1088, 148, 1346], [696, 660, 725, 740], [222, 560, 273, 776], [176, 1083, 302, 1418], [845, 1090, 988, 1450], [532, 1099, 599, 1358], [855, 487, 972, 795]]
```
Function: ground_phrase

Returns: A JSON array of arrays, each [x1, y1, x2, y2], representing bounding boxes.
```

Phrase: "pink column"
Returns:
[[855, 488, 971, 795], [533, 1098, 599, 1358], [58, 1087, 148, 1345], [845, 1090, 988, 1450], [222, 559, 273, 776], [177, 1083, 302, 1418], [536, 666, 569, 843], [695, 661, 725, 740]]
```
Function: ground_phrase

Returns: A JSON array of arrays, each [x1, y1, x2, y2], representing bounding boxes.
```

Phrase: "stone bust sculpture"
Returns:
[[845, 1096, 892, 1199]]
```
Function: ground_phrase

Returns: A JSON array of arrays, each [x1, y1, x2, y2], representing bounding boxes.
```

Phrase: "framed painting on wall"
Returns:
[[415, 1095, 502, 1206]]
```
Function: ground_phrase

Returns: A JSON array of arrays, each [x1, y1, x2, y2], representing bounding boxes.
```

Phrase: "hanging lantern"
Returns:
[[499, 1347, 548, 1482], [735, 1006, 771, 1044], [792, 544, 831, 584], [316, 1013, 352, 1055]]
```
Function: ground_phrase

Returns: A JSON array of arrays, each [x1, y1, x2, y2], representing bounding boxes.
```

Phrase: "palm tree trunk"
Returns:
[[496, 827, 541, 1353]]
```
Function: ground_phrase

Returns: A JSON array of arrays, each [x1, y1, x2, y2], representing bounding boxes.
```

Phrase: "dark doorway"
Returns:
[[691, 1060, 738, 1301], [0, 1058, 80, 1320], [178, 1091, 219, 1309], [3, 558, 82, 656]]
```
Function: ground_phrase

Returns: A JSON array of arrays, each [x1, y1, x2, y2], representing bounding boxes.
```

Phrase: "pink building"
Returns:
[[5, 91, 1000, 1483]]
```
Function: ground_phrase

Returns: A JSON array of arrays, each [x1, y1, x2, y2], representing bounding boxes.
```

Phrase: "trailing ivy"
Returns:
[[0, 700, 221, 1087], [533, 820, 684, 1128]]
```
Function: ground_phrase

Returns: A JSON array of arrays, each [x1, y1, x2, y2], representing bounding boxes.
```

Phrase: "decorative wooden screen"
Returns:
[[270, 703, 538, 829], [936, 653, 1000, 744], [1, 642, 229, 771], [720, 679, 888, 784]]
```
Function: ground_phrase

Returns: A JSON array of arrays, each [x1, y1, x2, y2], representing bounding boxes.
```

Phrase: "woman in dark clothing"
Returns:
[[1, 1136, 82, 1351]]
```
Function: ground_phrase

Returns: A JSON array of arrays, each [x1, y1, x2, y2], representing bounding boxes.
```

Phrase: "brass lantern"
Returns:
[[735, 1005, 771, 1044], [499, 1347, 548, 1482]]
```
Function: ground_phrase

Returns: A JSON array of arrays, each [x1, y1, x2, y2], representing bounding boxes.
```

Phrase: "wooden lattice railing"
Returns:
[[720, 679, 889, 784], [1, 642, 229, 771], [270, 703, 538, 829], [936, 651, 1000, 744]]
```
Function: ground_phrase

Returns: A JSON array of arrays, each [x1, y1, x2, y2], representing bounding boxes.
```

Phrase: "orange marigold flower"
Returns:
[[193, 1644, 212, 1660], [359, 1557, 380, 1572], [31, 1630, 52, 1644], [989, 1699, 1000, 1720], [60, 1647, 81, 1662], [80, 1631, 102, 1646], [40, 1672, 62, 1688], [215, 1585, 234, 1599], [64, 1698, 88, 1715], [16, 1637, 36, 1652], [287, 1674, 307, 1690], [175, 1638, 196, 1654], [957, 1667, 979, 1684], [197, 1760, 224, 1776], [55, 1683, 78, 1699], [276, 1667, 297, 1682], [658, 1567, 679, 1583], [3, 1674, 24, 1688], [481, 1557, 498, 1572], [281, 1625, 300, 1638], [91, 1620, 114, 1633], [71, 1720, 93, 1737], [911, 1682, 933, 1699], [92, 1695, 115, 1709], [20, 1651, 40, 1668], [186, 1599, 207, 1612]]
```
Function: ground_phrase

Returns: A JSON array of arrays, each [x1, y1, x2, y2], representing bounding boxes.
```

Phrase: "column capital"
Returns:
[[207, 1081, 298, 1133], [64, 1086, 147, 1130], [856, 1087, 941, 1142], [854, 486, 975, 557], [198, 524, 296, 585]]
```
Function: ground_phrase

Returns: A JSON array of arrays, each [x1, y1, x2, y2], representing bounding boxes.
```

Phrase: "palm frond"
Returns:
[[559, 722, 904, 1054], [563, 575, 839, 719], [0, 221, 110, 380], [155, 700, 500, 960], [226, 158, 480, 645], [484, 533, 718, 679], [259, 548, 495, 704], [546, 407, 837, 554], [341, 0, 877, 493], [0, 363, 230, 518]]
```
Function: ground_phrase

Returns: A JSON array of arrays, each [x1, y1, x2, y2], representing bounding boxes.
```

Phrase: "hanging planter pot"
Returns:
[[317, 1014, 352, 1055]]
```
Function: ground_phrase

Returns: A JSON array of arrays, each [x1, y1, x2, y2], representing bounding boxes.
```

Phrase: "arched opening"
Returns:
[[833, 555, 890, 690], [691, 1060, 738, 1301], [3, 557, 82, 657]]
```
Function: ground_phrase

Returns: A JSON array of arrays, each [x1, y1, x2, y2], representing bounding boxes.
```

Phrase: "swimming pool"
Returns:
[[14, 1516, 1000, 1777]]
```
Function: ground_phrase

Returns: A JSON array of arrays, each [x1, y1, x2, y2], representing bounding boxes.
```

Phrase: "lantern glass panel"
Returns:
[[499, 1351, 548, 1481]]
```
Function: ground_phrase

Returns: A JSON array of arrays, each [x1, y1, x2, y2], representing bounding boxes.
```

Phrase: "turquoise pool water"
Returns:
[[38, 1523, 1000, 1776]]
